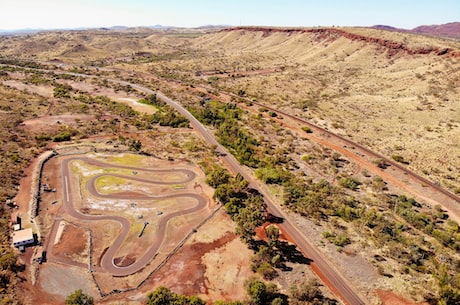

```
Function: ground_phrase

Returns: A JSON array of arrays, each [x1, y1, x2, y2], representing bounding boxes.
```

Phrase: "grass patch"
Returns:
[[105, 153, 144, 166], [95, 175, 130, 193]]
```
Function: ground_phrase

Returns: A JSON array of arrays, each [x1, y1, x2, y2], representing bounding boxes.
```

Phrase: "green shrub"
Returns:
[[338, 176, 361, 191], [257, 262, 277, 280], [53, 84, 72, 98], [52, 132, 71, 142], [392, 155, 409, 164]]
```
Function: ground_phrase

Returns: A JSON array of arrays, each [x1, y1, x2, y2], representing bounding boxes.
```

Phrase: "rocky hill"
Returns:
[[1, 25, 459, 194], [191, 27, 460, 194], [1, 25, 460, 305], [411, 22, 460, 39], [373, 22, 460, 39]]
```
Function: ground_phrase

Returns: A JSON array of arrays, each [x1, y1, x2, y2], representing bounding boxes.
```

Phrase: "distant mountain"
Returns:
[[372, 25, 402, 32], [149, 24, 174, 29], [411, 22, 460, 39], [0, 27, 94, 35], [0, 29, 41, 36], [105, 26, 130, 31], [372, 22, 460, 39]]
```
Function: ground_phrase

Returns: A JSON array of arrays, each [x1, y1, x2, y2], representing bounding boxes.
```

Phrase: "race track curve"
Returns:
[[60, 157, 207, 277]]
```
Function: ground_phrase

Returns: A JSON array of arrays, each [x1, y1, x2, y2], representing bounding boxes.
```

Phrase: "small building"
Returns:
[[12, 228, 35, 249]]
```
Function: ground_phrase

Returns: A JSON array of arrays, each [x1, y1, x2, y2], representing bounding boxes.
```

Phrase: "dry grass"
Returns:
[[2, 26, 459, 304], [183, 29, 460, 193]]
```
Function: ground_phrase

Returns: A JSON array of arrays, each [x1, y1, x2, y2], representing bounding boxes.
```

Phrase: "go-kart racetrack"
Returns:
[[59, 157, 207, 277]]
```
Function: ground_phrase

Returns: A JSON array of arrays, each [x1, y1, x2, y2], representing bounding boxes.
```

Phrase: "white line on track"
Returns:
[[65, 175, 69, 203]]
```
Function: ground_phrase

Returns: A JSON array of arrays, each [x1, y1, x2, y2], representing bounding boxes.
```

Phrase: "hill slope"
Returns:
[[1, 26, 457, 194], [1, 26, 460, 305], [412, 22, 460, 39], [188, 27, 460, 194]]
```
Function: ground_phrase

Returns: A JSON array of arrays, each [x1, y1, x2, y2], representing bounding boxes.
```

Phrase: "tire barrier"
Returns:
[[30, 150, 57, 219]]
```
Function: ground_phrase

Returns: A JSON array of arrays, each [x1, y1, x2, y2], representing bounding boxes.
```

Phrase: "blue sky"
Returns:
[[0, 0, 458, 30]]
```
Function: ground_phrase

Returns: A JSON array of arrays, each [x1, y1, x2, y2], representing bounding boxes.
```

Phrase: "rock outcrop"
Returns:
[[221, 27, 460, 58]]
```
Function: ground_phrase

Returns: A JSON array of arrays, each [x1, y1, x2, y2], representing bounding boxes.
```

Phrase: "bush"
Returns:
[[53, 84, 73, 98], [373, 158, 389, 169], [35, 134, 52, 141], [146, 287, 205, 305], [52, 132, 71, 142], [322, 231, 350, 247], [338, 176, 361, 191], [65, 289, 94, 305], [257, 262, 277, 280], [392, 155, 409, 164], [302, 154, 313, 162], [206, 166, 231, 188], [290, 279, 322, 303], [255, 166, 289, 184], [128, 139, 142, 151]]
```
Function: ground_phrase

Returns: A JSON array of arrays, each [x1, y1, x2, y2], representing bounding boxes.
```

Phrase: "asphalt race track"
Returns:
[[59, 157, 207, 277]]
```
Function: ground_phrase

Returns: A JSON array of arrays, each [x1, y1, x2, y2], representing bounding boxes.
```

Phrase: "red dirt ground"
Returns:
[[97, 229, 244, 304], [145, 232, 236, 297], [255, 221, 293, 243], [53, 224, 88, 257], [11, 71, 453, 305], [376, 290, 429, 305]]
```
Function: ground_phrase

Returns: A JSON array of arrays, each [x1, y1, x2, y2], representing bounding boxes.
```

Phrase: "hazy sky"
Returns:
[[0, 0, 458, 30]]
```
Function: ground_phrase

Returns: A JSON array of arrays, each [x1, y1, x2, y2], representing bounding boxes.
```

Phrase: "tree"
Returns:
[[246, 278, 268, 305], [233, 173, 249, 193], [257, 262, 278, 280], [246, 278, 285, 305], [206, 167, 231, 188], [255, 166, 288, 184], [338, 176, 361, 191], [146, 287, 174, 305], [0, 252, 16, 270], [146, 287, 205, 305], [128, 138, 142, 151], [436, 264, 460, 305], [266, 225, 280, 249], [289, 279, 322, 304], [65, 289, 94, 305], [235, 195, 266, 242]]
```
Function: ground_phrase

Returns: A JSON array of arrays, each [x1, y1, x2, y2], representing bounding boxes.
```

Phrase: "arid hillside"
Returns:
[[1, 26, 460, 305], [188, 27, 460, 195], [1, 26, 458, 194], [411, 22, 460, 39]]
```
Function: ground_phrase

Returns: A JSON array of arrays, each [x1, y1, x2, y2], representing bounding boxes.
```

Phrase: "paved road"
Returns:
[[8, 63, 459, 304], [8, 65, 366, 303], [125, 85, 367, 304], [60, 157, 207, 277]]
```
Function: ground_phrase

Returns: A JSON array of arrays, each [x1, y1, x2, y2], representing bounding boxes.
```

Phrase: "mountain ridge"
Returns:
[[1, 22, 458, 38], [221, 26, 460, 58], [372, 21, 460, 39]]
